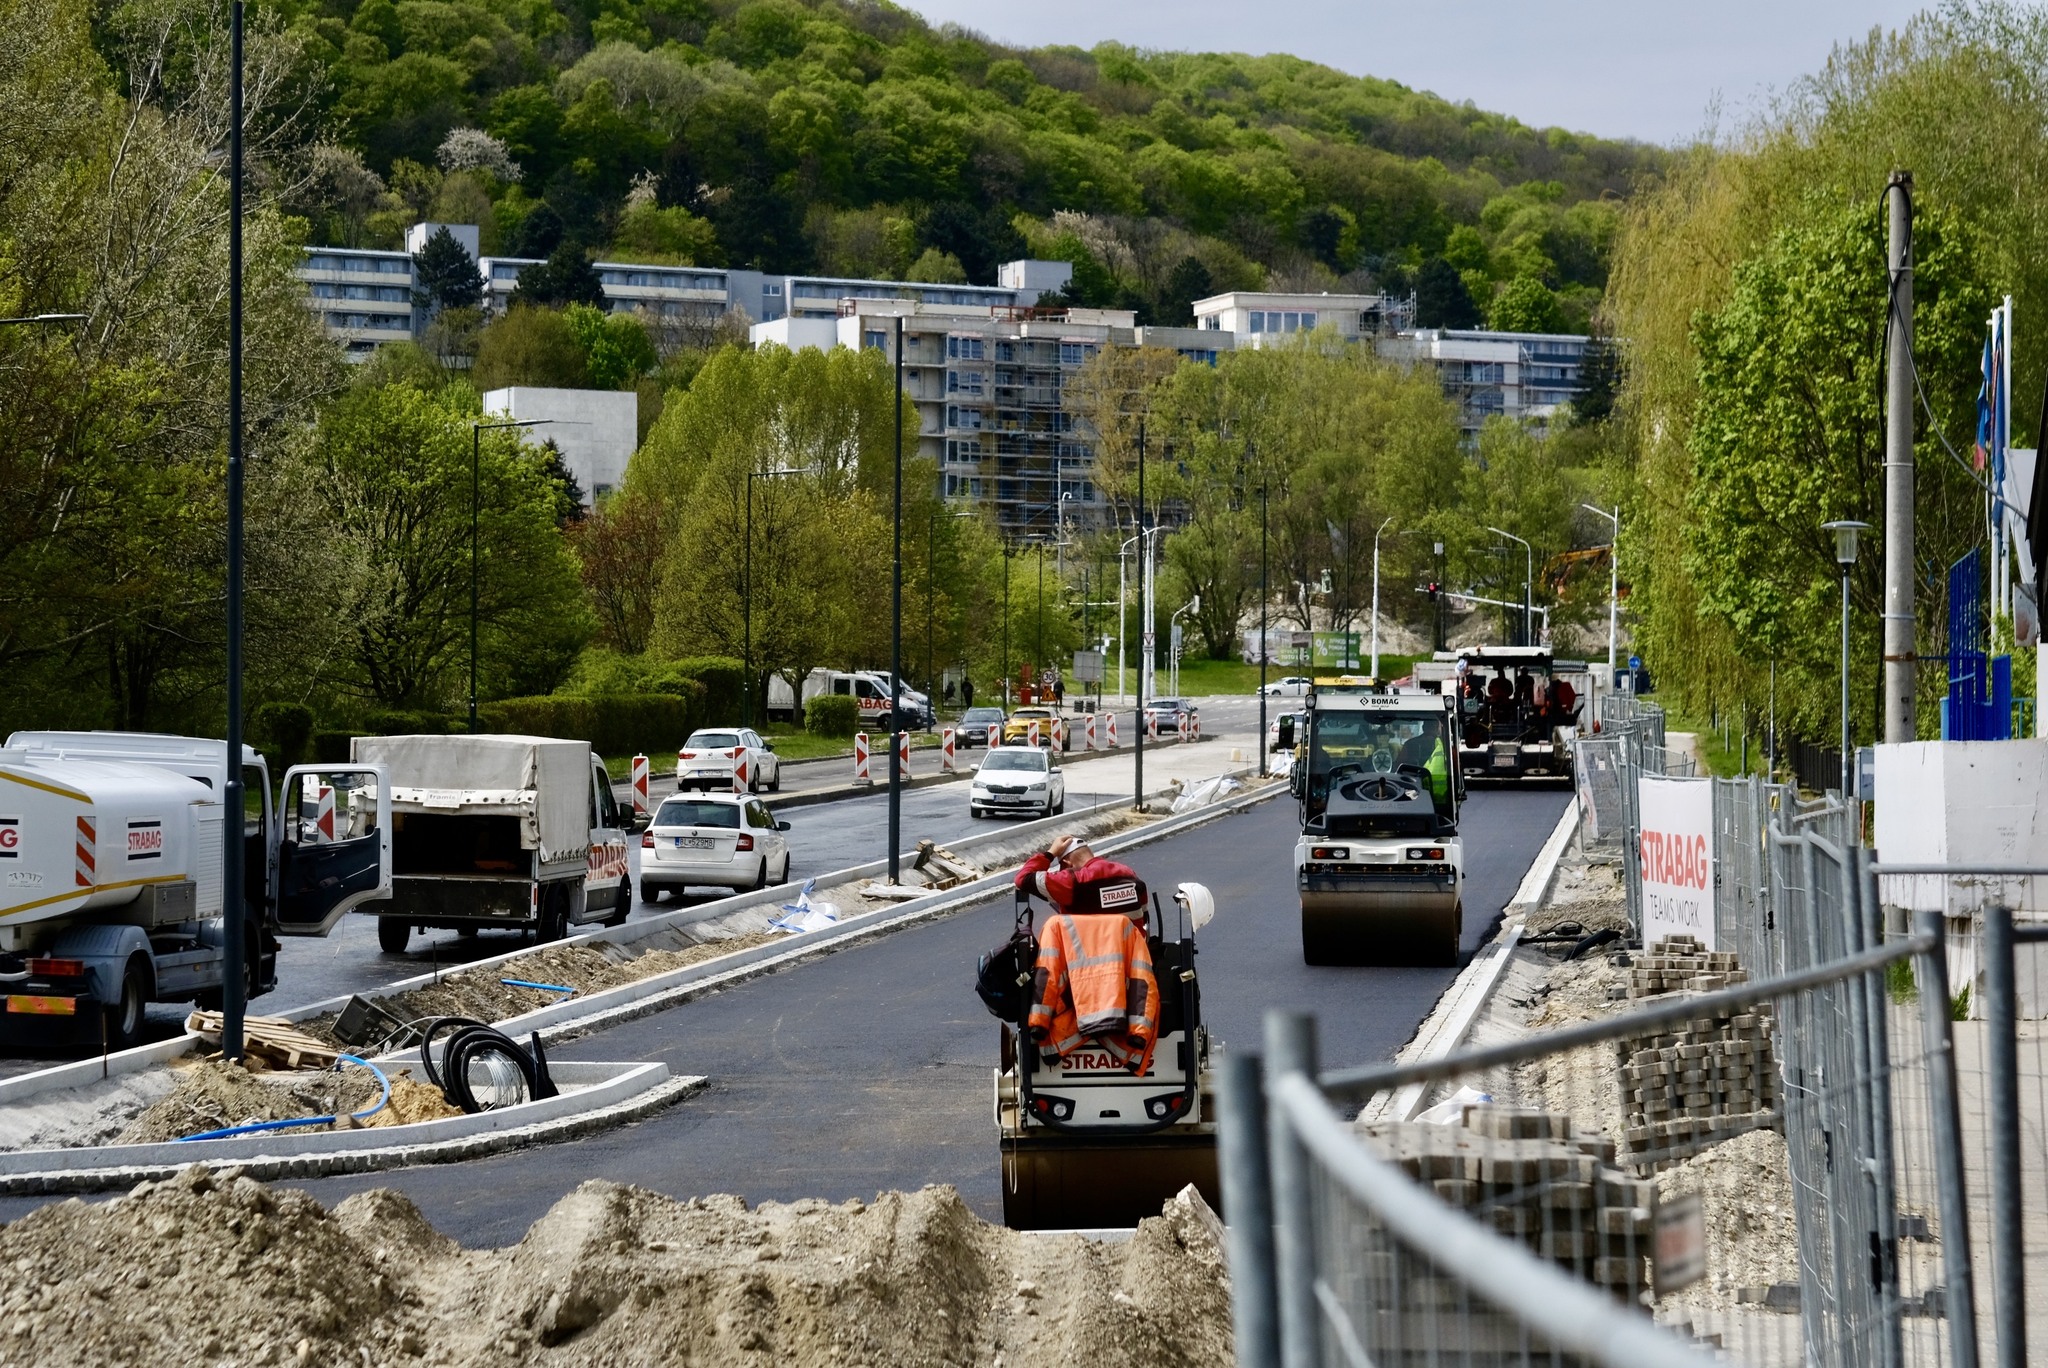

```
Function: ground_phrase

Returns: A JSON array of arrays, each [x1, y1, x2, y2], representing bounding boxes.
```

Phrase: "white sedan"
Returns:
[[676, 727, 782, 793], [969, 745, 1066, 820], [639, 794, 791, 900], [1260, 676, 1311, 697]]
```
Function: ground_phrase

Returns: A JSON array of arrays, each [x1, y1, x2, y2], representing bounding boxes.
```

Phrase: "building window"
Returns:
[[947, 336, 986, 361], [946, 438, 981, 463], [946, 406, 983, 431], [1058, 342, 1092, 365], [864, 330, 887, 351], [947, 369, 986, 396], [1179, 348, 1219, 366]]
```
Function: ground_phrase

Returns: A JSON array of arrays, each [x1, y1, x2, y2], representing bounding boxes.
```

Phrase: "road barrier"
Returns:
[[986, 722, 1001, 748], [1107, 711, 1119, 747], [630, 753, 649, 818], [853, 732, 871, 785], [1147, 711, 1159, 740], [731, 750, 749, 794], [895, 730, 911, 782], [1084, 713, 1097, 751], [940, 727, 956, 773], [1177, 712, 1190, 743], [1052, 716, 1065, 750], [311, 785, 335, 843], [1027, 719, 1041, 748]]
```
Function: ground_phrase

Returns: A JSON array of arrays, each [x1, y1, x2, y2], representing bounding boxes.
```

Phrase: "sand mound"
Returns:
[[0, 1171, 1231, 1366], [115, 1059, 460, 1145]]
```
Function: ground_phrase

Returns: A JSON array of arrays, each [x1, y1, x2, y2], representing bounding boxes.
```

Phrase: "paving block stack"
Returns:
[[1358, 1103, 1655, 1352], [1617, 936, 1778, 1169]]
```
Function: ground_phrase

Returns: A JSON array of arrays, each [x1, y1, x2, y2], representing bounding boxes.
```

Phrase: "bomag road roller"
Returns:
[[987, 875, 1219, 1230], [1291, 679, 1465, 966]]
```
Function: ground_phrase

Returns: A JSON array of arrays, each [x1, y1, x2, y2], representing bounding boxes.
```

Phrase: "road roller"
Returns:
[[1291, 680, 1465, 966]]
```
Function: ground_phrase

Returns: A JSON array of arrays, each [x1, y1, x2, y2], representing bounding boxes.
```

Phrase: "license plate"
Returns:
[[676, 836, 714, 849], [1493, 755, 1518, 768], [7, 995, 76, 1017]]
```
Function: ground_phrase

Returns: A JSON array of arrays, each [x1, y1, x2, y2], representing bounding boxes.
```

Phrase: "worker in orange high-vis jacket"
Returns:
[[1018, 834, 1159, 1074], [1014, 834, 1144, 927]]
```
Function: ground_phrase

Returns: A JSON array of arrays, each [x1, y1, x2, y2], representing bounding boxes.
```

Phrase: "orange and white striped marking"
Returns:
[[940, 728, 956, 773], [1106, 712, 1119, 748], [74, 816, 94, 887], [631, 753, 649, 818], [896, 730, 911, 781], [314, 786, 336, 842], [854, 732, 871, 784]]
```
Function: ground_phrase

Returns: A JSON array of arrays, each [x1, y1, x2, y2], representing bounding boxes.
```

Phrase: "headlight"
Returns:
[[1027, 782, 1047, 791]]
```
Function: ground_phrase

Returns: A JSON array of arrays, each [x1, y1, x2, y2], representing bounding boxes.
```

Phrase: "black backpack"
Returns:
[[975, 898, 1036, 1021]]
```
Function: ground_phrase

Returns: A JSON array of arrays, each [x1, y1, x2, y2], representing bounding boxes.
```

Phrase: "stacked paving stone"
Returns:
[[1358, 1104, 1655, 1338], [1617, 936, 1778, 1168]]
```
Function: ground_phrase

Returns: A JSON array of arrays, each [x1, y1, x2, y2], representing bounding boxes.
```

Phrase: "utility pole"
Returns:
[[1259, 480, 1269, 778], [223, 0, 247, 1062], [888, 315, 903, 884], [1136, 420, 1148, 811], [1883, 171, 1917, 744]]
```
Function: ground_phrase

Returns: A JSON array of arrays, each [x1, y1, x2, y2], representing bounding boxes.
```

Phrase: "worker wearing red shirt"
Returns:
[[1015, 833, 1144, 927]]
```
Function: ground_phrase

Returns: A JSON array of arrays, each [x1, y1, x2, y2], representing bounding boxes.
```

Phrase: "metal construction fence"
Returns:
[[1220, 798, 2046, 1368], [1576, 698, 1698, 937]]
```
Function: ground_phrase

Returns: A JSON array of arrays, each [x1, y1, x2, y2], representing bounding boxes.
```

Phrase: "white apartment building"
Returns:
[[1377, 328, 1590, 439], [481, 386, 638, 505], [298, 247, 414, 357], [1190, 290, 1415, 344]]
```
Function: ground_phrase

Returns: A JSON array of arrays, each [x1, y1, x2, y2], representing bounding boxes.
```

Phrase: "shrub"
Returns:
[[312, 731, 355, 764], [479, 693, 697, 758], [364, 709, 458, 736], [251, 702, 315, 768], [804, 693, 858, 738], [667, 655, 745, 724]]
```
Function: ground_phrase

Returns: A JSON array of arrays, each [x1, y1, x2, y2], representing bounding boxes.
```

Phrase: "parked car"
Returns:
[[1143, 697, 1199, 732], [959, 705, 1007, 745], [1000, 706, 1072, 751], [1259, 675, 1311, 697], [676, 728, 782, 793], [639, 793, 791, 900], [1268, 709, 1307, 752], [969, 745, 1066, 820]]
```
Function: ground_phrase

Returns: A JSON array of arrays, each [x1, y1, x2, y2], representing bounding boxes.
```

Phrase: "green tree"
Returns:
[[564, 303, 656, 390], [1413, 258, 1481, 329], [514, 243, 605, 308], [411, 225, 482, 313], [1486, 275, 1568, 334], [904, 247, 967, 284], [314, 383, 592, 706], [473, 304, 590, 391]]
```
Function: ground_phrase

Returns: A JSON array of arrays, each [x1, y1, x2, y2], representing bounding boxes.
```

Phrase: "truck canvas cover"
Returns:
[[350, 735, 589, 863]]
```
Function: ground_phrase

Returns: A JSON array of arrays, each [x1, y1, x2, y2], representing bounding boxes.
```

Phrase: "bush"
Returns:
[[364, 708, 458, 736], [312, 731, 355, 764], [251, 701, 315, 768], [479, 692, 698, 758], [804, 693, 858, 738], [667, 655, 745, 724]]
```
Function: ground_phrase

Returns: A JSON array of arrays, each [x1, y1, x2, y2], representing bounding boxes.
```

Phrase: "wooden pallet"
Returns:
[[186, 1010, 340, 1070]]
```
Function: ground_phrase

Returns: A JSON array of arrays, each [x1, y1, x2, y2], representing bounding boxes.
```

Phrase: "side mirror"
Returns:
[[631, 811, 651, 833], [761, 740, 775, 752], [776, 820, 792, 832]]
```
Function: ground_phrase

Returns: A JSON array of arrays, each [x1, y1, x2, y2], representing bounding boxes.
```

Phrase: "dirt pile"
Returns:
[[116, 1059, 460, 1145], [0, 1170, 1232, 1367], [1653, 1127, 1799, 1308]]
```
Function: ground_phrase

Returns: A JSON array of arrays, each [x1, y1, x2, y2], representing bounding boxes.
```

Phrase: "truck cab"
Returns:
[[1288, 682, 1465, 965]]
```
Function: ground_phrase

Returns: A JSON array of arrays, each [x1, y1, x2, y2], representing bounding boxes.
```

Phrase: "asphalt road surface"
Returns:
[[0, 784, 1570, 1241]]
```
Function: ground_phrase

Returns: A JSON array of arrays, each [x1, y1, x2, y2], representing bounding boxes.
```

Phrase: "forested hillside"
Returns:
[[242, 0, 1661, 327]]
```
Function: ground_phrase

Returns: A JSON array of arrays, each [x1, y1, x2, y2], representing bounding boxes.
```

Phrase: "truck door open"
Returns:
[[275, 764, 393, 935]]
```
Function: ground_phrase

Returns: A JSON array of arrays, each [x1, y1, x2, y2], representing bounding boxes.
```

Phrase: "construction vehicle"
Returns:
[[350, 734, 631, 953], [0, 731, 392, 1048], [1414, 647, 1589, 784], [1290, 680, 1464, 965], [993, 878, 1220, 1229]]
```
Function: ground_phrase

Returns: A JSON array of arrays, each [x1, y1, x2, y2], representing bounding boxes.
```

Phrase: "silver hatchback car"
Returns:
[[640, 794, 791, 902]]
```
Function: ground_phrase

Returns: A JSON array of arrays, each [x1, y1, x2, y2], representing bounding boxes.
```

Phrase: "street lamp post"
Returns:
[[223, 0, 247, 1063], [743, 465, 813, 727], [1369, 515, 1396, 676], [1582, 503, 1620, 686], [470, 417, 553, 731], [1259, 481, 1269, 777], [889, 315, 904, 884], [1822, 520, 1871, 797], [1485, 526, 1532, 646]]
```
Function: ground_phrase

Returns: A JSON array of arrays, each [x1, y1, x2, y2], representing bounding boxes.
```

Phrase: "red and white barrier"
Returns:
[[854, 732, 871, 784], [1192, 712, 1202, 742], [630, 753, 650, 818], [1147, 710, 1160, 740], [1177, 713, 1190, 743], [896, 730, 912, 782], [986, 722, 1001, 748], [313, 785, 335, 843], [732, 747, 750, 793], [1051, 716, 1065, 750], [1084, 713, 1097, 751], [1106, 712, 1119, 748], [940, 727, 957, 773], [1027, 719, 1042, 748]]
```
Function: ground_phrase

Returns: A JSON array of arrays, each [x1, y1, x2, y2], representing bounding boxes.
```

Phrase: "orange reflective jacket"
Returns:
[[1027, 911, 1159, 1075]]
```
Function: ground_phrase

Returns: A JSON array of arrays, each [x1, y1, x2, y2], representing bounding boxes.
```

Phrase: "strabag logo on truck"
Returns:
[[0, 817, 17, 858], [126, 819, 163, 860]]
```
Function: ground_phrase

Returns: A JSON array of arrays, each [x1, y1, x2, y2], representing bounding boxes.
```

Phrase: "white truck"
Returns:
[[765, 670, 933, 728], [0, 731, 393, 1048], [1289, 684, 1465, 965], [349, 734, 630, 952]]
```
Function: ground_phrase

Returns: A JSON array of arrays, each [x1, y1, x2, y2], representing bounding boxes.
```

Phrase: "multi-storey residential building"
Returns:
[[298, 248, 414, 358], [1377, 328, 1590, 439], [1190, 290, 1415, 343], [751, 300, 1230, 535]]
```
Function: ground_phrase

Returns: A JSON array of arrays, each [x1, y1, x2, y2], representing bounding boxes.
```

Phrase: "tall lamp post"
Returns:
[[223, 0, 248, 1064], [1822, 520, 1871, 796], [743, 465, 814, 727], [888, 315, 905, 884], [1581, 503, 1620, 687], [470, 417, 553, 731], [1485, 526, 1532, 646], [1259, 481, 1269, 776]]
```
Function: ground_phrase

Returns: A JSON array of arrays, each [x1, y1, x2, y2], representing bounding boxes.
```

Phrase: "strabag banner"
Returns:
[[1636, 775, 1715, 950]]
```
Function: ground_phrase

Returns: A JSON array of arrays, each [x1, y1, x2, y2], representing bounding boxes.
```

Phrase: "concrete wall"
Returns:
[[481, 387, 638, 504]]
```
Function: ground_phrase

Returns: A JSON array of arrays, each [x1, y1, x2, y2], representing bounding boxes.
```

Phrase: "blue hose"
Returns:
[[500, 978, 576, 995], [173, 1054, 391, 1143]]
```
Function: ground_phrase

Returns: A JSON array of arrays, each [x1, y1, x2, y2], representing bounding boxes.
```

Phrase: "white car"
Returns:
[[1260, 676, 1311, 697], [969, 745, 1066, 820], [676, 728, 782, 793], [639, 794, 791, 900]]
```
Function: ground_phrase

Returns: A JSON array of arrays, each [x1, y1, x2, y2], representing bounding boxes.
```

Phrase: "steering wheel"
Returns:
[[1370, 747, 1395, 774]]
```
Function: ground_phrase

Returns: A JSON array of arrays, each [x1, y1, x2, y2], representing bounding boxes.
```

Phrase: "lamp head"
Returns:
[[1821, 520, 1872, 567]]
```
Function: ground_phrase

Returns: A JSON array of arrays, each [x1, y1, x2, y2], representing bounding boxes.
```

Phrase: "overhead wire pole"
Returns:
[[222, 0, 247, 1062], [1883, 170, 1918, 743], [1259, 474, 1269, 778], [1135, 419, 1147, 811], [888, 315, 904, 884]]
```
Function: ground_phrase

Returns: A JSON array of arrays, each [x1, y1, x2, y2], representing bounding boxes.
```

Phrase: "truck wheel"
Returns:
[[105, 957, 149, 1052], [377, 917, 410, 954], [538, 885, 569, 942]]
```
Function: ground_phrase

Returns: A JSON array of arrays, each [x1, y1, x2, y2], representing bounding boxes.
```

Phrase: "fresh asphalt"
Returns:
[[0, 783, 1568, 1240]]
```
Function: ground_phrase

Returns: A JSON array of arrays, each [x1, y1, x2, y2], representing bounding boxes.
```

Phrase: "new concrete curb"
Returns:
[[1354, 797, 1581, 1125], [0, 1069, 705, 1196]]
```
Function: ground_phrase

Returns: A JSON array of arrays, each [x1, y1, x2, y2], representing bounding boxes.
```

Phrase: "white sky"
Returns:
[[897, 1, 1933, 145]]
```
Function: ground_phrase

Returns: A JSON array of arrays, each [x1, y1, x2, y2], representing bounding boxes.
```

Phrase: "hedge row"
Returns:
[[480, 689, 706, 757], [804, 693, 858, 738]]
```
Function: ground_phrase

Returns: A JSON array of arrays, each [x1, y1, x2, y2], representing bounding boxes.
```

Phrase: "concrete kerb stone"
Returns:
[[1355, 797, 1583, 1125], [0, 1071, 705, 1197]]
